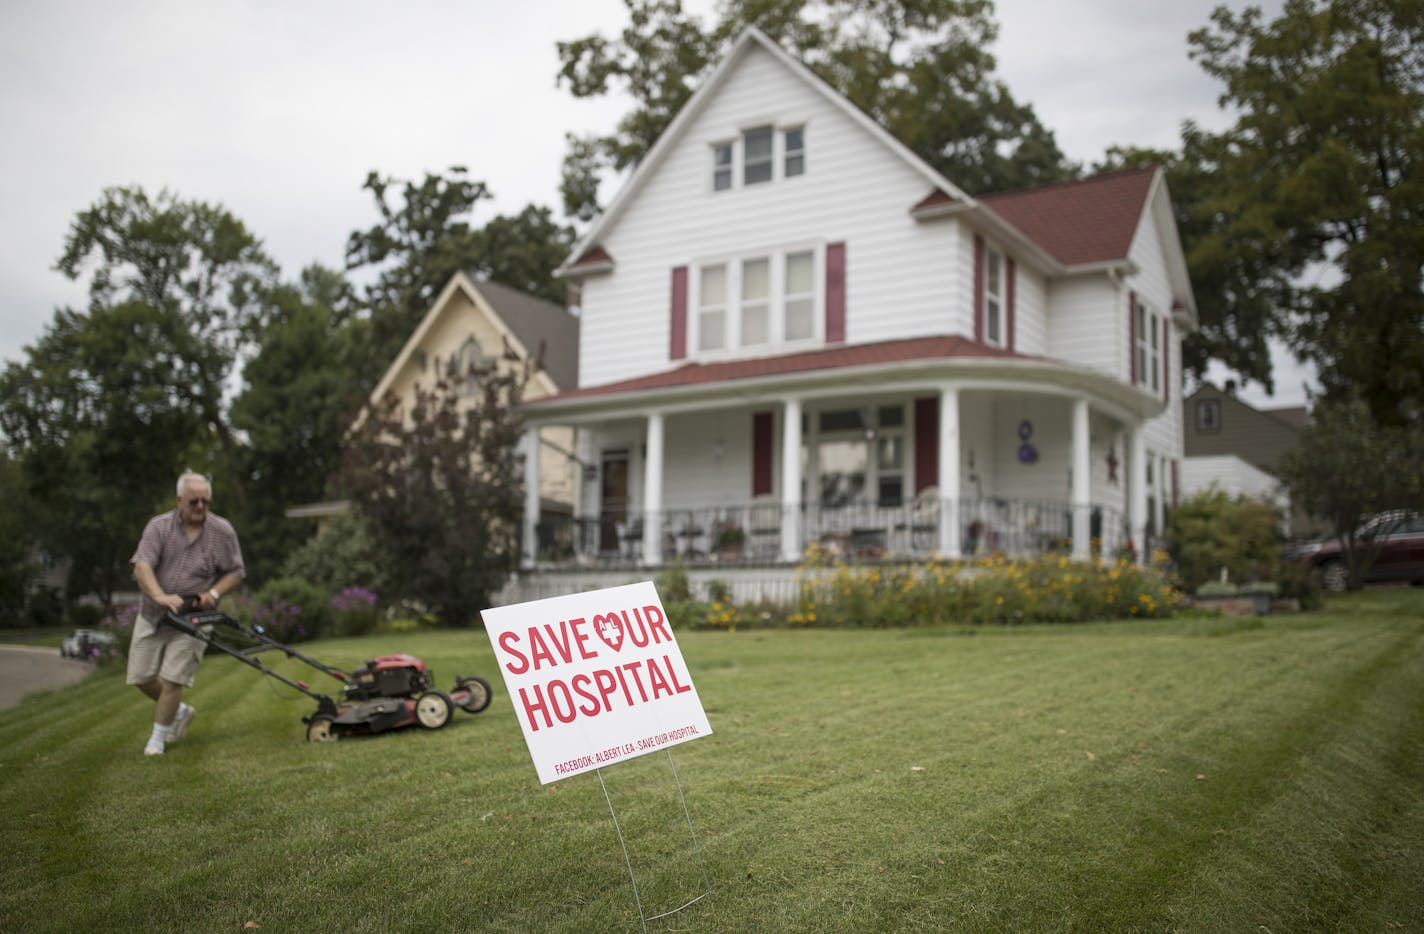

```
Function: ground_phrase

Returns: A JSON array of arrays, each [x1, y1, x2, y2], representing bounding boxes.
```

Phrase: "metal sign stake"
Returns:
[[597, 750, 712, 932]]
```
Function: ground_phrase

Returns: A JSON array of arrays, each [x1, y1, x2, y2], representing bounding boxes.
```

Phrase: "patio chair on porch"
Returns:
[[615, 519, 643, 562]]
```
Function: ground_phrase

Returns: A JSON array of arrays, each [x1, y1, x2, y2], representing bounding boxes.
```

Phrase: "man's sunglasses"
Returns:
[[187, 497, 211, 507]]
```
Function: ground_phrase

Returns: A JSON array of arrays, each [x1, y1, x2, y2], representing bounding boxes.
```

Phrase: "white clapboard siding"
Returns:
[[578, 44, 966, 389]]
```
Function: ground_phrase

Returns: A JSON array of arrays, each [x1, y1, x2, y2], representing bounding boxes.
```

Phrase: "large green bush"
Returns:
[[280, 512, 390, 596], [1164, 488, 1283, 592]]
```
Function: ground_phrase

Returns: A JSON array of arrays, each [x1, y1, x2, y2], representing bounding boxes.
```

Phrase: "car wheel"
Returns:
[[1319, 559, 1349, 592]]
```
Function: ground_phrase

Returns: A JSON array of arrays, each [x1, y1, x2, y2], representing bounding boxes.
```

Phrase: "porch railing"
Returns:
[[531, 497, 1129, 568]]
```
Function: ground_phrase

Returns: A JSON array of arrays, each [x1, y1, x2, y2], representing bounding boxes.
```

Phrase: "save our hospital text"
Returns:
[[496, 603, 692, 732], [482, 581, 712, 785]]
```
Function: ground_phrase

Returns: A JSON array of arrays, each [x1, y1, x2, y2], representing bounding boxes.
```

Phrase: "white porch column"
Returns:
[[938, 386, 962, 558], [780, 397, 803, 562], [1071, 398, 1091, 562], [521, 426, 541, 570], [642, 412, 665, 566], [1129, 425, 1148, 565]]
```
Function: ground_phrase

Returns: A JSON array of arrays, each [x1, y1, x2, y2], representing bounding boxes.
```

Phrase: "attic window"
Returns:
[[452, 335, 492, 394], [712, 142, 733, 191], [743, 125, 773, 185], [784, 127, 805, 177], [1196, 399, 1221, 433]]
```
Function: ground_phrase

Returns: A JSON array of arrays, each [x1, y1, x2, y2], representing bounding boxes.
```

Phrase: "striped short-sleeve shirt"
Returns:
[[131, 510, 245, 621]]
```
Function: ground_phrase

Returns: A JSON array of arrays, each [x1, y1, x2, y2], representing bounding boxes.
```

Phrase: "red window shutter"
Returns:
[[1171, 459, 1180, 507], [973, 236, 985, 344], [1006, 257, 1016, 352], [1128, 290, 1137, 384], [670, 266, 688, 360], [1162, 316, 1171, 402], [914, 397, 938, 493], [825, 242, 846, 343], [752, 411, 774, 497]]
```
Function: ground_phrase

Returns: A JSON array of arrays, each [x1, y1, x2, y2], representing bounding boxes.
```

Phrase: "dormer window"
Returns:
[[743, 125, 773, 185]]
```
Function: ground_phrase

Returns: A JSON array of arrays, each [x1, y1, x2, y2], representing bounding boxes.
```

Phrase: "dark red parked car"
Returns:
[[1285, 511, 1424, 591]]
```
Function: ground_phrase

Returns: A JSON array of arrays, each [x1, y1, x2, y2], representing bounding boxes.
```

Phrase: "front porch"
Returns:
[[530, 495, 1130, 569], [516, 343, 1176, 598]]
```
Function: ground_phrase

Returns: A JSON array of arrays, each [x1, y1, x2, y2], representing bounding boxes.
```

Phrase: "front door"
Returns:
[[599, 449, 629, 553]]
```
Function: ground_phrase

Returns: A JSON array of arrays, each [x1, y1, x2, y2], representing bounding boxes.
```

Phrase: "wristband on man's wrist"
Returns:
[[209, 588, 221, 602]]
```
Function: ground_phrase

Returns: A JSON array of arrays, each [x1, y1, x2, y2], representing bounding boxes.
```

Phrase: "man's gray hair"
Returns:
[[176, 470, 212, 497]]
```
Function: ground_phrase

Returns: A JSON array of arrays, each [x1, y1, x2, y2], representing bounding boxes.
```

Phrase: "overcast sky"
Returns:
[[0, 0, 1310, 407]]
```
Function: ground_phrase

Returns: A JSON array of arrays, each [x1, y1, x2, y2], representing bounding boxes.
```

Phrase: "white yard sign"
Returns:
[[481, 581, 712, 784]]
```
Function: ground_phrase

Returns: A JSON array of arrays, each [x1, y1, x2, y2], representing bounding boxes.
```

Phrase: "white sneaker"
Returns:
[[144, 739, 165, 756], [170, 705, 196, 742]]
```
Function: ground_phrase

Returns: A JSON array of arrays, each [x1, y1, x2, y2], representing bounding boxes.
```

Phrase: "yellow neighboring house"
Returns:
[[288, 272, 581, 533]]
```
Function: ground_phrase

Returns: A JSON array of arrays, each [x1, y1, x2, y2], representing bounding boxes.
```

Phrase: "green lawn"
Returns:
[[3, 590, 1422, 932]]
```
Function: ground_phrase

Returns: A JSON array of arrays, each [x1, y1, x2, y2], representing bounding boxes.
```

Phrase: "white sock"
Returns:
[[150, 723, 171, 745], [176, 703, 193, 719]]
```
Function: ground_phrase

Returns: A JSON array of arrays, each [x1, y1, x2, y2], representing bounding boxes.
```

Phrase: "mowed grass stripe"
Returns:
[[2, 592, 1421, 932]]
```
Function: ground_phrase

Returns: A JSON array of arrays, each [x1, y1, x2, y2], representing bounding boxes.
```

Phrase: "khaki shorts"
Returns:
[[126, 612, 208, 687]]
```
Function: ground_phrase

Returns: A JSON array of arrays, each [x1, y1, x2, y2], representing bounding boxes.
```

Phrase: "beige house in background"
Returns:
[[373, 272, 582, 518], [288, 273, 581, 531]]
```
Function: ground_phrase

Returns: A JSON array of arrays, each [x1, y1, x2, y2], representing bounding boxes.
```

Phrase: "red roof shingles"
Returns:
[[978, 166, 1157, 267], [533, 335, 1030, 404]]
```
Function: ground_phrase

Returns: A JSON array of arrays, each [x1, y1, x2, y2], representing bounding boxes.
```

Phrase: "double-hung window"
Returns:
[[784, 250, 815, 341], [984, 248, 1004, 346], [743, 126, 773, 185], [784, 127, 805, 177], [741, 258, 770, 347], [698, 264, 727, 352], [1136, 297, 1161, 392], [712, 142, 733, 191]]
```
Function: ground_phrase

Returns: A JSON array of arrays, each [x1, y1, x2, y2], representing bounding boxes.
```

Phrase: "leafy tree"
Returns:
[[1277, 393, 1424, 590], [471, 204, 575, 305], [555, 0, 1076, 219], [1, 186, 278, 607], [338, 357, 531, 627], [344, 167, 490, 374], [0, 452, 40, 624], [345, 168, 573, 376], [228, 265, 369, 582], [0, 301, 219, 606], [53, 185, 279, 506], [1187, 0, 1424, 425]]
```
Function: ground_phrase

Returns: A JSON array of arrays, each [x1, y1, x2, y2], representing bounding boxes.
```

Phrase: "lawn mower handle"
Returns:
[[160, 607, 338, 713]]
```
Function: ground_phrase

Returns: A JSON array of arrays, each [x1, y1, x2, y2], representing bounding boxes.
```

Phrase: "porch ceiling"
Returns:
[[522, 334, 1163, 425]]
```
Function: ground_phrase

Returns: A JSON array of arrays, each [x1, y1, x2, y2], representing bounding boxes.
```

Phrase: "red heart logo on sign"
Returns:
[[594, 613, 625, 652]]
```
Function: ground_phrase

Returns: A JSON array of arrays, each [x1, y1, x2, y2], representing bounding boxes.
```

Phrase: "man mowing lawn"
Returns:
[[127, 470, 245, 756]]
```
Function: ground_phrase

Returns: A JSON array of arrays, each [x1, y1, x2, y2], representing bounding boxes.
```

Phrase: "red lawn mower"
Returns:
[[161, 600, 493, 742]]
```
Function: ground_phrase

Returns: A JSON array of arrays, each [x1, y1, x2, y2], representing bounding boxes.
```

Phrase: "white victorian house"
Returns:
[[515, 27, 1193, 585]]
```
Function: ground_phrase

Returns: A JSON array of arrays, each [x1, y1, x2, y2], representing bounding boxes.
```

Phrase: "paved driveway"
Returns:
[[0, 644, 93, 712]]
